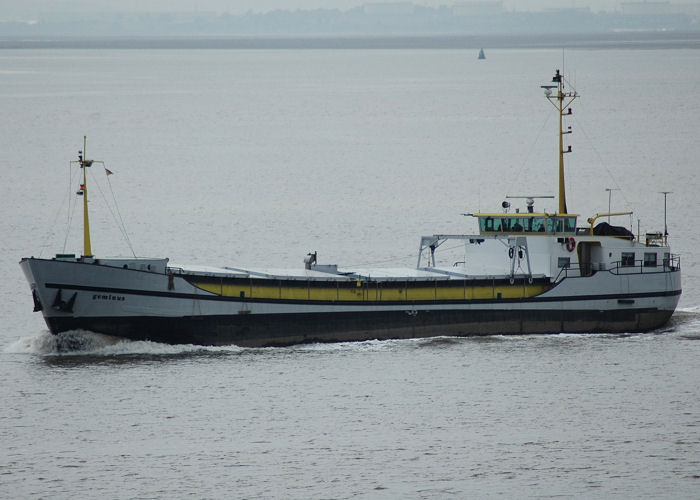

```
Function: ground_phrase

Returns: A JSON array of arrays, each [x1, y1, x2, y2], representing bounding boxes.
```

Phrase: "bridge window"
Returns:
[[480, 216, 550, 234], [529, 217, 546, 232], [506, 218, 523, 232], [546, 216, 576, 234], [480, 217, 501, 232], [563, 217, 576, 232]]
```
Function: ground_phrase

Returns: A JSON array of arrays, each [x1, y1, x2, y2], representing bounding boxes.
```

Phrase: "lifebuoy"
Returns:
[[566, 237, 576, 252]]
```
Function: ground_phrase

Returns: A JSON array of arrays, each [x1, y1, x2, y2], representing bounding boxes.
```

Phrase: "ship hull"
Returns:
[[21, 257, 681, 347], [43, 307, 675, 347]]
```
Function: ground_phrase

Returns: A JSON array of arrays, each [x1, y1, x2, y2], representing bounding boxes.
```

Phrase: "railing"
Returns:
[[553, 264, 582, 282], [554, 254, 680, 283], [608, 254, 681, 275]]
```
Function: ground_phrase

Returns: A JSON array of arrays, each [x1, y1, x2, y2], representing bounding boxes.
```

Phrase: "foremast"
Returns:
[[75, 136, 94, 258], [542, 70, 578, 215]]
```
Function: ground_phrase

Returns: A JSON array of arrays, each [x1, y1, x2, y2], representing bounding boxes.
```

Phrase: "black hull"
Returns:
[[45, 307, 675, 347]]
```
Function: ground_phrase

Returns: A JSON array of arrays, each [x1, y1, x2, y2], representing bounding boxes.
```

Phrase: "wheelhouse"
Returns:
[[475, 213, 578, 235]]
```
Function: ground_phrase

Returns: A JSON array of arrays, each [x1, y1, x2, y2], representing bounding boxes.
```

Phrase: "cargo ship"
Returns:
[[20, 70, 682, 346]]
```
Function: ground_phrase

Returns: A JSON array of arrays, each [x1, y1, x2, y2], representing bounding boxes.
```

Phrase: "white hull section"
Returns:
[[20, 255, 681, 346]]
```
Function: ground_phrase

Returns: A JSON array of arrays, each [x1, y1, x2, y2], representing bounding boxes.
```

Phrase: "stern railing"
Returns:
[[554, 254, 680, 283]]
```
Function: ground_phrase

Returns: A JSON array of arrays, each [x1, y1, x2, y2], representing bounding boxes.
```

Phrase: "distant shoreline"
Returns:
[[2, 32, 700, 50]]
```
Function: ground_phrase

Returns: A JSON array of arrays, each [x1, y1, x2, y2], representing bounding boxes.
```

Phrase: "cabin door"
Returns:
[[577, 241, 601, 277]]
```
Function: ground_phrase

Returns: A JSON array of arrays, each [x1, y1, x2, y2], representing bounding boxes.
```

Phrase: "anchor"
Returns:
[[51, 289, 77, 313], [32, 289, 43, 312]]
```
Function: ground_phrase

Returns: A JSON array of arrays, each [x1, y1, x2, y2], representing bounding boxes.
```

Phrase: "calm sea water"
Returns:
[[1, 46, 699, 498]]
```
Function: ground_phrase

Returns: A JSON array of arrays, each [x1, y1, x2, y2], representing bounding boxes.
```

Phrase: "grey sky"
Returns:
[[1, 1, 640, 19]]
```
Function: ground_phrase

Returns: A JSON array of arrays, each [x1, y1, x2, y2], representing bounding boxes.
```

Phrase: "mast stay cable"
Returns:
[[87, 166, 137, 258]]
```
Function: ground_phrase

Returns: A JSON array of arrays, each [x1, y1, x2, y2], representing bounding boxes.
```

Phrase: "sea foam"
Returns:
[[4, 330, 242, 356]]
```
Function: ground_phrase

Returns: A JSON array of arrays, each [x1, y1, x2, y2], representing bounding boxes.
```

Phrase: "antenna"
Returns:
[[605, 188, 619, 222], [659, 191, 672, 245], [562, 48, 565, 85]]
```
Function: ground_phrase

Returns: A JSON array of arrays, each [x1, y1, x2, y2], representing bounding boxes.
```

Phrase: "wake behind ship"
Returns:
[[20, 70, 682, 347]]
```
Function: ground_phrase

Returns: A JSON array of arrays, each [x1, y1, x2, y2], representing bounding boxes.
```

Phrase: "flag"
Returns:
[[105, 168, 114, 176]]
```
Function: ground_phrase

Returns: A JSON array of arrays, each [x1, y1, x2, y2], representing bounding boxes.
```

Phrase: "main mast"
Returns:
[[542, 70, 578, 215]]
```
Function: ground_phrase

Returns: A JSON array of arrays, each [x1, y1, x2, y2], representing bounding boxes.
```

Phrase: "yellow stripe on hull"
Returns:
[[191, 281, 551, 302]]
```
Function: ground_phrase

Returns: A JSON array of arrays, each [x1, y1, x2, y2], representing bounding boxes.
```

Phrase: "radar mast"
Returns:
[[541, 70, 578, 214]]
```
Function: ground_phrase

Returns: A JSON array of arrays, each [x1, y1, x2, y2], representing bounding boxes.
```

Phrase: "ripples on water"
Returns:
[[3, 320, 699, 499], [2, 46, 700, 498]]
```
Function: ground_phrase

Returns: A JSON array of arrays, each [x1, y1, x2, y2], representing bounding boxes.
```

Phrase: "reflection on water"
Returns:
[[2, 314, 699, 499]]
